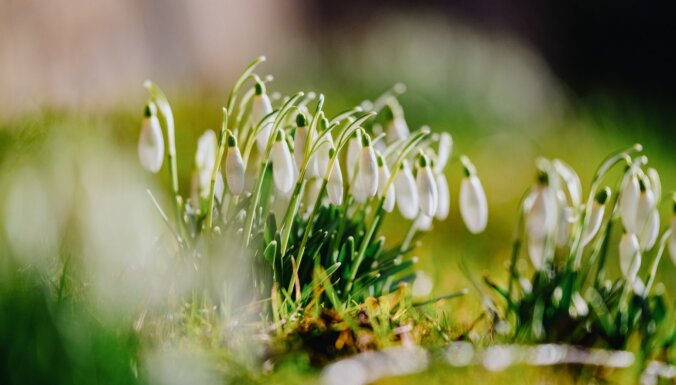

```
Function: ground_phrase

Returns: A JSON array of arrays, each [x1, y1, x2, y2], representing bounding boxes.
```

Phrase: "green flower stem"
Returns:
[[242, 93, 304, 247], [507, 193, 528, 301], [144, 81, 185, 240], [205, 108, 229, 230], [225, 56, 266, 116], [644, 229, 672, 296], [570, 144, 642, 270]]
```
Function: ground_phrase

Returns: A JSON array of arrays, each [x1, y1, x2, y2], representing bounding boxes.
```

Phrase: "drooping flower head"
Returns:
[[271, 130, 294, 194], [416, 152, 438, 217], [252, 81, 274, 153], [459, 156, 488, 234], [225, 132, 245, 195], [138, 102, 165, 173]]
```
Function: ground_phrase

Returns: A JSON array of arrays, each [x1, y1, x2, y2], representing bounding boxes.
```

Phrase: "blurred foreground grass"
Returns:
[[0, 91, 674, 384]]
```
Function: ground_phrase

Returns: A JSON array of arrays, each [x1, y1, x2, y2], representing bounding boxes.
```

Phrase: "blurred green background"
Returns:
[[1, 1, 675, 384]]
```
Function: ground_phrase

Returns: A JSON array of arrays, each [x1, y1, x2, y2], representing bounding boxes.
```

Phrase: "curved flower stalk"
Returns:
[[459, 156, 488, 234], [138, 102, 165, 173], [553, 159, 582, 210], [395, 160, 419, 219]]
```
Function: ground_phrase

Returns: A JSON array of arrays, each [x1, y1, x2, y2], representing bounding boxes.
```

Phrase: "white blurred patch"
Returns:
[[412, 270, 433, 298], [144, 344, 219, 385]]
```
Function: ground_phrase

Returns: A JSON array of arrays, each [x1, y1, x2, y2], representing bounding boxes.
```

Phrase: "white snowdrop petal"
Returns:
[[214, 172, 225, 203], [377, 163, 396, 212], [647, 168, 661, 202], [226, 146, 245, 195], [434, 172, 450, 220], [294, 125, 309, 169], [271, 138, 294, 194], [395, 162, 419, 219], [435, 132, 453, 173], [581, 202, 605, 247], [346, 135, 361, 181], [634, 189, 656, 232], [138, 116, 165, 173], [195, 130, 217, 171], [639, 210, 659, 251], [528, 236, 546, 271], [553, 160, 582, 208], [414, 213, 433, 232], [386, 116, 410, 143], [327, 160, 344, 205], [619, 233, 641, 282], [358, 147, 378, 198], [416, 167, 438, 217], [412, 271, 434, 298], [316, 134, 333, 177], [526, 186, 557, 240], [619, 172, 640, 233], [459, 175, 488, 234], [252, 93, 274, 153]]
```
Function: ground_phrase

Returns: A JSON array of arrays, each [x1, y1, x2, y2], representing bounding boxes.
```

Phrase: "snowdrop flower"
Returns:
[[555, 191, 573, 247], [293, 113, 310, 170], [634, 179, 656, 233], [581, 187, 610, 247], [327, 147, 344, 205], [252, 82, 274, 153], [138, 103, 165, 173], [525, 171, 557, 270], [195, 130, 217, 197], [395, 160, 419, 219], [416, 153, 438, 217], [619, 232, 641, 283], [346, 130, 362, 180], [225, 133, 245, 195], [385, 107, 410, 143], [271, 130, 294, 194], [459, 156, 488, 234], [435, 132, 453, 174], [619, 168, 640, 233], [356, 133, 378, 201], [412, 271, 433, 297], [553, 160, 582, 209], [377, 154, 395, 212], [434, 172, 450, 220], [214, 172, 225, 203]]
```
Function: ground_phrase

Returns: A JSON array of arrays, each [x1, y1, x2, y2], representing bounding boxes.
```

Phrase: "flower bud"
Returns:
[[553, 160, 582, 208], [416, 153, 438, 217], [252, 82, 274, 153], [346, 130, 362, 180], [435, 132, 453, 173], [327, 147, 344, 205], [634, 179, 656, 232], [315, 132, 333, 178], [225, 133, 245, 195], [195, 130, 217, 197], [138, 102, 165, 173], [619, 169, 640, 233], [459, 156, 488, 234], [395, 160, 419, 219], [377, 155, 396, 212], [357, 133, 378, 199], [619, 232, 641, 282], [271, 130, 294, 194], [293, 113, 310, 169]]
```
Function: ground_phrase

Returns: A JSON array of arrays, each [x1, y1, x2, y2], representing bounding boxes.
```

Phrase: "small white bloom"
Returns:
[[225, 134, 245, 195], [357, 133, 378, 199], [553, 160, 582, 208], [412, 271, 433, 297], [581, 187, 610, 247], [647, 168, 661, 203], [346, 130, 362, 181], [435, 132, 453, 173], [138, 103, 165, 173], [327, 148, 344, 205], [195, 130, 217, 197], [619, 232, 641, 282], [638, 210, 659, 251], [416, 154, 438, 217], [395, 160, 419, 219], [271, 130, 294, 194], [525, 182, 557, 241], [252, 82, 274, 153], [434, 172, 450, 220], [377, 155, 396, 212], [619, 169, 640, 233], [570, 292, 589, 318], [555, 191, 573, 247], [459, 156, 488, 234], [385, 112, 410, 143], [293, 113, 311, 171], [634, 181, 656, 232]]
